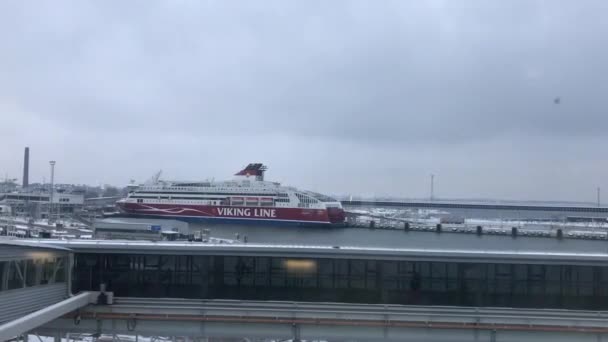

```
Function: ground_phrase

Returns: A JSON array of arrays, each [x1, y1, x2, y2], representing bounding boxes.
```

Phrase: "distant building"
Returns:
[[439, 215, 465, 224], [0, 180, 18, 194], [93, 217, 189, 240], [0, 191, 84, 218], [0, 205, 10, 216]]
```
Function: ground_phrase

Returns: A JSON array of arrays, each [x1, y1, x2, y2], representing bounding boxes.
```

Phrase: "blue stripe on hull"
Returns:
[[114, 213, 334, 227]]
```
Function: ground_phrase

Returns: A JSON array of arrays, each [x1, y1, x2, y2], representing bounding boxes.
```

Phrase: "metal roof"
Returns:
[[18, 238, 608, 266], [0, 238, 71, 252]]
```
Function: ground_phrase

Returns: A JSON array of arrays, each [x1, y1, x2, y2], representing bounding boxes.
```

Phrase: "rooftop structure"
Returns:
[[93, 217, 189, 240]]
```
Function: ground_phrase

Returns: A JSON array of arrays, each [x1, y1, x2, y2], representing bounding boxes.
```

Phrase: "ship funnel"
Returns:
[[235, 163, 267, 181]]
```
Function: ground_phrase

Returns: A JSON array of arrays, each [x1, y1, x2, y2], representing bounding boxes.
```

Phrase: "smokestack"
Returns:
[[22, 147, 29, 188]]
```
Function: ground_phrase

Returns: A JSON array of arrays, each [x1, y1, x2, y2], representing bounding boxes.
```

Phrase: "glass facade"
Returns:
[[0, 257, 67, 291], [73, 253, 608, 310]]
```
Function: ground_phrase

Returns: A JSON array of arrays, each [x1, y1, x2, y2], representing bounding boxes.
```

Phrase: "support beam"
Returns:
[[38, 298, 608, 341], [0, 292, 91, 341]]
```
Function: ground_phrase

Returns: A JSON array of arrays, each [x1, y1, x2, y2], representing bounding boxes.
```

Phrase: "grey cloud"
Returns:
[[1, 0, 607, 200]]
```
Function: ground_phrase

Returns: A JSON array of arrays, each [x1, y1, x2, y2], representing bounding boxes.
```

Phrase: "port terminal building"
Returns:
[[4, 227, 608, 341]]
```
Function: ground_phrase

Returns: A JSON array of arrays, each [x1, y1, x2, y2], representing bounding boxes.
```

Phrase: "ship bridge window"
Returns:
[[295, 193, 318, 205], [306, 191, 337, 202]]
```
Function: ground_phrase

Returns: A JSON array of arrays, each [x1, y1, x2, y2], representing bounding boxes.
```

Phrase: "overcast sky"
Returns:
[[1, 0, 607, 202]]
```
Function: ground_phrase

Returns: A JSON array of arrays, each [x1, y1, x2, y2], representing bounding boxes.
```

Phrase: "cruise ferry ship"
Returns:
[[116, 164, 346, 226]]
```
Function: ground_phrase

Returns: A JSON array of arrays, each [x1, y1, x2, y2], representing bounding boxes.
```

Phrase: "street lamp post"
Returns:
[[430, 174, 435, 202], [49, 161, 55, 222]]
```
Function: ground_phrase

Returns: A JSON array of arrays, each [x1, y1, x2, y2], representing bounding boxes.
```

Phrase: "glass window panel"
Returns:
[[335, 260, 348, 275], [8, 261, 24, 289], [545, 279, 561, 295], [335, 275, 348, 288], [562, 266, 574, 282], [382, 261, 398, 290], [431, 262, 447, 279], [494, 279, 513, 294], [270, 258, 285, 287], [514, 265, 527, 280], [319, 275, 333, 289], [41, 258, 54, 284], [464, 279, 480, 292], [579, 283, 593, 296], [176, 256, 191, 271], [528, 281, 544, 295], [600, 267, 608, 282], [192, 256, 209, 274], [418, 262, 431, 277], [53, 259, 64, 283], [463, 264, 485, 280], [111, 255, 132, 271], [496, 264, 512, 278], [383, 278, 398, 290], [447, 263, 458, 278], [487, 264, 496, 279], [224, 272, 237, 286], [576, 266, 593, 282], [77, 254, 99, 268], [350, 260, 365, 277], [398, 261, 413, 275], [290, 275, 315, 288], [271, 258, 285, 271], [224, 257, 237, 271], [237, 257, 255, 286], [513, 281, 527, 294], [144, 256, 159, 270], [318, 259, 333, 275], [408, 271, 422, 291], [383, 261, 397, 276], [159, 256, 176, 271], [545, 266, 561, 281], [365, 260, 378, 289], [271, 274, 285, 287], [529, 265, 544, 280], [25, 259, 39, 287], [0, 261, 5, 290], [446, 280, 459, 291], [430, 279, 445, 291], [255, 257, 269, 272], [366, 260, 378, 275], [365, 276, 377, 289], [350, 277, 365, 289]]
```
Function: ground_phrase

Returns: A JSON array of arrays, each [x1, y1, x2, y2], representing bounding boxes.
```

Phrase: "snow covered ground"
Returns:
[[347, 207, 608, 238], [26, 335, 313, 341]]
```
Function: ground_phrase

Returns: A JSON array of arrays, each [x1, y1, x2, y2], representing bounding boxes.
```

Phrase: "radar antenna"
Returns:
[[146, 170, 162, 184]]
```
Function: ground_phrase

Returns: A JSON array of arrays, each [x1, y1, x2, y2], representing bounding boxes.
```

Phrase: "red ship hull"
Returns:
[[117, 202, 345, 226]]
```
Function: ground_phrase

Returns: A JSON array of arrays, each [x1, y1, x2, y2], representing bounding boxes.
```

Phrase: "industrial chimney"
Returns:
[[22, 147, 29, 188]]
